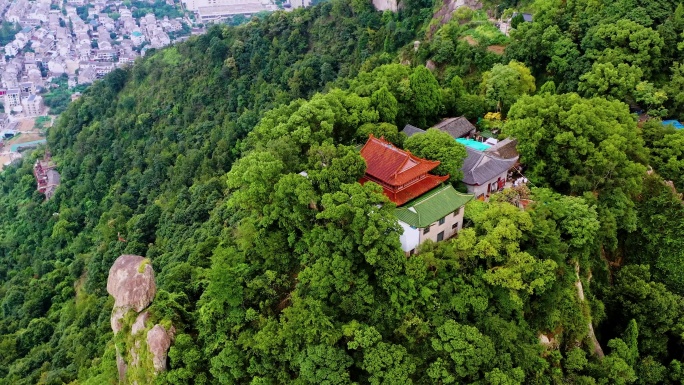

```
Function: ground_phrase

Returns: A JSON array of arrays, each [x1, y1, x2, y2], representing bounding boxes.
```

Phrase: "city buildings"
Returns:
[[0, 0, 194, 117]]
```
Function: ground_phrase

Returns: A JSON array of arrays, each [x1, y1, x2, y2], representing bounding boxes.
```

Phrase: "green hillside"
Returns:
[[1, 0, 684, 384]]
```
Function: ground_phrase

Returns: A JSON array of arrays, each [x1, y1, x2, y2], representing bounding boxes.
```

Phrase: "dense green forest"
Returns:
[[0, 21, 21, 47], [1, 0, 684, 384]]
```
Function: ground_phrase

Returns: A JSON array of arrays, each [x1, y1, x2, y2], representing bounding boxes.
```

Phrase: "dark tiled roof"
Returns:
[[47, 169, 60, 186], [513, 12, 533, 22], [431, 116, 476, 139], [461, 147, 518, 186], [484, 138, 519, 159], [360, 135, 442, 187], [401, 124, 425, 138]]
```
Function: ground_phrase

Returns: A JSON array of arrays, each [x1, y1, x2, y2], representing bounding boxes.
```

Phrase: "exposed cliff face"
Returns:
[[372, 0, 398, 12], [428, 0, 482, 37], [107, 255, 174, 384]]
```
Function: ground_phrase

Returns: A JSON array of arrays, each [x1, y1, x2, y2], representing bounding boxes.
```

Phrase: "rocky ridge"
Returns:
[[107, 254, 175, 383]]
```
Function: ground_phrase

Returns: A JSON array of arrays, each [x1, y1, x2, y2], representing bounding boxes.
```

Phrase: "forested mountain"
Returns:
[[1, 0, 683, 384]]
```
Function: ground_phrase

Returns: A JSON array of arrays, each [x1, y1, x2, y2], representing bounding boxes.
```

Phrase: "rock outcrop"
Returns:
[[107, 255, 155, 334], [107, 255, 156, 312], [372, 0, 398, 12], [147, 325, 173, 372], [131, 311, 149, 336], [575, 263, 604, 358], [107, 255, 174, 384], [428, 0, 482, 37]]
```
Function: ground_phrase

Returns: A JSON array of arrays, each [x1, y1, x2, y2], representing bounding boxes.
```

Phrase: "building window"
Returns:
[[438, 217, 445, 225], [452, 222, 459, 230], [423, 226, 430, 234], [437, 231, 444, 241]]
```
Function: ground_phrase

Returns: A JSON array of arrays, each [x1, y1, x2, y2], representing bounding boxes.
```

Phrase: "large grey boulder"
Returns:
[[372, 0, 397, 12], [107, 255, 156, 314], [107, 255, 159, 382], [106, 255, 175, 381], [147, 324, 173, 372]]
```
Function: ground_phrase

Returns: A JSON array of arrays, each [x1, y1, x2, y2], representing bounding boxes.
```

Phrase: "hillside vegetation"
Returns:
[[1, 0, 684, 384]]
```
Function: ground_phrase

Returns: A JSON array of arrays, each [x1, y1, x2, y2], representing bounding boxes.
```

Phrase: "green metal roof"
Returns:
[[480, 130, 494, 139], [394, 184, 473, 228]]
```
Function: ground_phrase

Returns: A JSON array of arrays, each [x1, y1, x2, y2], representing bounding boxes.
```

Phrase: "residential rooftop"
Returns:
[[395, 184, 473, 228]]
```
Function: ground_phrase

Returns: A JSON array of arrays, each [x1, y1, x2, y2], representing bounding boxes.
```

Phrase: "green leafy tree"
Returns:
[[404, 128, 467, 182], [504, 93, 648, 247], [625, 174, 684, 294], [296, 344, 353, 384], [608, 265, 684, 359], [578, 62, 643, 100], [511, 13, 525, 30], [649, 130, 684, 191], [634, 81, 668, 117], [480, 61, 536, 114], [665, 62, 684, 119], [356, 122, 404, 146], [539, 80, 556, 95], [371, 86, 399, 124], [408, 66, 442, 128], [581, 19, 664, 77], [455, 94, 486, 120], [428, 320, 497, 382]]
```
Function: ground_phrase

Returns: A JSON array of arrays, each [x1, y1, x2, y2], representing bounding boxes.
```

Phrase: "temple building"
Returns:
[[33, 152, 60, 200], [359, 134, 449, 206], [359, 135, 472, 254]]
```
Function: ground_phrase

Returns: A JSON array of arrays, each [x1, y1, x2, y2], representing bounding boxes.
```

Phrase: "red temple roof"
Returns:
[[359, 135, 449, 206], [360, 135, 441, 187], [360, 174, 449, 206]]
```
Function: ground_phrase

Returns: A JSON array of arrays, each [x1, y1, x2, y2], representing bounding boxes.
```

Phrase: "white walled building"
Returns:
[[290, 0, 310, 8], [21, 94, 43, 116], [131, 30, 146, 46], [3, 89, 21, 112], [189, 0, 276, 22], [395, 185, 472, 255]]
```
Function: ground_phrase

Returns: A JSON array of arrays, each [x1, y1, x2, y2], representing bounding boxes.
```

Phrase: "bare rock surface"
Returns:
[[111, 306, 127, 334], [147, 325, 172, 372], [131, 311, 149, 335], [372, 0, 397, 11], [539, 333, 557, 348], [107, 255, 156, 312], [107, 255, 174, 380], [428, 0, 482, 37], [130, 340, 141, 368], [575, 263, 604, 358]]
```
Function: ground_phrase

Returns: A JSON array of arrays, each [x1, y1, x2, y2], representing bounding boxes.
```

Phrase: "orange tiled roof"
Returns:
[[360, 135, 441, 187], [360, 174, 449, 206]]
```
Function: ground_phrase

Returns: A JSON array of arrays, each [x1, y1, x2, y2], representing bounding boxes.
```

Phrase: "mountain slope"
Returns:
[[0, 2, 428, 383]]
